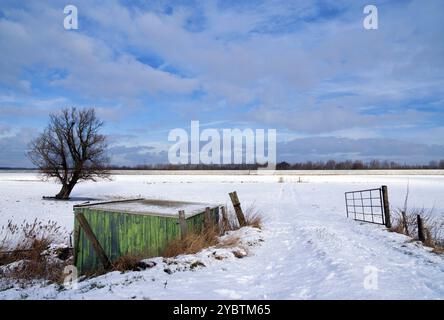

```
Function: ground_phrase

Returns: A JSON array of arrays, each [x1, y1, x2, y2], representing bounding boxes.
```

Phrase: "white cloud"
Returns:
[[0, 2, 199, 100], [0, 0, 443, 166]]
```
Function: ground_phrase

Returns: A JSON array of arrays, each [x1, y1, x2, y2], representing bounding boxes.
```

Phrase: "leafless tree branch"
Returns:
[[27, 107, 110, 199]]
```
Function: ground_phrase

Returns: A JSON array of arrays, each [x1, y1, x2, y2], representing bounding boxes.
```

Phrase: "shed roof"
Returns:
[[73, 198, 220, 218]]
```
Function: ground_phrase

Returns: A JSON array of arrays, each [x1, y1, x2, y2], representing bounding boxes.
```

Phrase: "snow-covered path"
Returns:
[[0, 173, 443, 299], [274, 183, 444, 299]]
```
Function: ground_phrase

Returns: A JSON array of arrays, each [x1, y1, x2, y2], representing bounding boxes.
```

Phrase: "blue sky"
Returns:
[[0, 0, 444, 167]]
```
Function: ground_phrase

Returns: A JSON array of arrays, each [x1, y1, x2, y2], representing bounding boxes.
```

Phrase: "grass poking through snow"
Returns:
[[163, 227, 220, 258], [163, 203, 263, 259], [389, 185, 444, 253], [0, 219, 71, 285]]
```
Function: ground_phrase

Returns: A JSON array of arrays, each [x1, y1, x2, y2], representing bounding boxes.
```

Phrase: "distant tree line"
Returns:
[[107, 159, 444, 170], [3, 159, 444, 171], [108, 163, 264, 170], [276, 159, 444, 170]]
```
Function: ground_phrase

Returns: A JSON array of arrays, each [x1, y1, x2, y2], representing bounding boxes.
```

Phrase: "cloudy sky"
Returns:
[[0, 0, 443, 167]]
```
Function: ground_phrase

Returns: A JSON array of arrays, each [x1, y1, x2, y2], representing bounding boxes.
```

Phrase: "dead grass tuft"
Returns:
[[0, 219, 71, 284], [220, 203, 264, 233], [244, 205, 264, 229], [163, 202, 264, 258], [432, 246, 444, 254], [163, 227, 220, 258], [1, 237, 70, 284], [112, 254, 152, 272], [391, 208, 444, 251], [0, 219, 68, 253], [8, 257, 68, 284], [390, 185, 444, 252]]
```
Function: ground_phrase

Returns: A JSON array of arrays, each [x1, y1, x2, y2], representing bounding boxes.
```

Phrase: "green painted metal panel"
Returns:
[[74, 204, 219, 274]]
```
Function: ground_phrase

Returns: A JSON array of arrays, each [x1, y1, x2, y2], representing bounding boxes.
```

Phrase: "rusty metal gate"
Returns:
[[345, 187, 386, 225]]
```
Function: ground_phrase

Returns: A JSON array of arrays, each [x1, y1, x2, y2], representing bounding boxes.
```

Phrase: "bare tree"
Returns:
[[28, 107, 110, 199]]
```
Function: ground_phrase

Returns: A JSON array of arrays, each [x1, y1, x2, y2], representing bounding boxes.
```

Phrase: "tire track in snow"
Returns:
[[249, 182, 354, 299], [281, 182, 367, 298]]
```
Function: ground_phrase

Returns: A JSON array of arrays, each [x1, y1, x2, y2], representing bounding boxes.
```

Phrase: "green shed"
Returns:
[[73, 199, 220, 274]]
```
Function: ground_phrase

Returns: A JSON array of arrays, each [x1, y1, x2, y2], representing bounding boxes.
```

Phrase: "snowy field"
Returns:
[[0, 172, 443, 299]]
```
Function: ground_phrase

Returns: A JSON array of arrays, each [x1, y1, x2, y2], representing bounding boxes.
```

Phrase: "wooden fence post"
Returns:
[[204, 207, 212, 230], [401, 211, 409, 235], [221, 206, 229, 232], [229, 191, 246, 227], [381, 185, 391, 228], [75, 212, 111, 270], [417, 215, 425, 242], [178, 210, 187, 240]]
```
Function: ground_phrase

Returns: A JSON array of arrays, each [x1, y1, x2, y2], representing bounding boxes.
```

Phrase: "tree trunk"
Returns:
[[55, 183, 75, 200]]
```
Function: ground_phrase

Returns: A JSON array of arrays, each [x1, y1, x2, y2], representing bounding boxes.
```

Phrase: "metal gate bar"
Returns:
[[345, 187, 385, 225]]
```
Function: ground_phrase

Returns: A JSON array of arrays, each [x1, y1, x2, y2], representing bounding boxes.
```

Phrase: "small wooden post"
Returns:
[[381, 185, 391, 228], [417, 215, 425, 242], [229, 191, 246, 227], [401, 211, 409, 235], [178, 210, 187, 240], [75, 212, 111, 270], [204, 207, 212, 230], [221, 206, 229, 232]]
